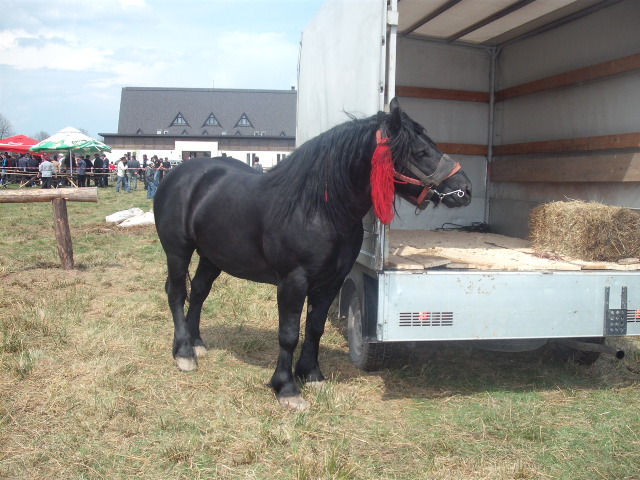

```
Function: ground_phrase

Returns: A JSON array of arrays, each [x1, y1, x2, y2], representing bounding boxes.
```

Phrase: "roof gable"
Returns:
[[203, 113, 221, 127], [171, 112, 189, 127], [235, 113, 253, 129]]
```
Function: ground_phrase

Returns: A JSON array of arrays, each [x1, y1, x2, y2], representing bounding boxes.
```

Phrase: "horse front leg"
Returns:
[[271, 272, 308, 410], [295, 286, 341, 386]]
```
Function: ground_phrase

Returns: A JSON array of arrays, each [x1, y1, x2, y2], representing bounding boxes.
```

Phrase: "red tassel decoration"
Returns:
[[370, 131, 395, 224]]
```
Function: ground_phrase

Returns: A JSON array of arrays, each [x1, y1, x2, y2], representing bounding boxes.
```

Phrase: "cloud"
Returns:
[[203, 31, 299, 89], [89, 30, 299, 90], [120, 0, 146, 8], [0, 29, 113, 72], [0, 19, 298, 90], [0, 0, 323, 137]]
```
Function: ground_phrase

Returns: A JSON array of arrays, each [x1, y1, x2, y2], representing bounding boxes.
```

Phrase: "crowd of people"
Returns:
[[0, 151, 174, 196], [114, 154, 173, 198]]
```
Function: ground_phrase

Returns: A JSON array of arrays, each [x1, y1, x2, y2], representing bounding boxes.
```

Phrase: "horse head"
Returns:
[[371, 98, 472, 223]]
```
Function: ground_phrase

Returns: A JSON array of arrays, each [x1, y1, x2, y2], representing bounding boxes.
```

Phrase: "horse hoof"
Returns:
[[193, 345, 207, 357], [305, 381, 326, 391], [278, 395, 310, 411], [175, 356, 198, 372]]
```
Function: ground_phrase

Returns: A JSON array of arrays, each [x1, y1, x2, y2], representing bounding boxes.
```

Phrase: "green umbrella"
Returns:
[[30, 126, 111, 154], [30, 127, 111, 174]]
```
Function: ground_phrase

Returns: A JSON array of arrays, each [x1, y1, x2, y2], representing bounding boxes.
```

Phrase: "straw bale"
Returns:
[[529, 200, 640, 262]]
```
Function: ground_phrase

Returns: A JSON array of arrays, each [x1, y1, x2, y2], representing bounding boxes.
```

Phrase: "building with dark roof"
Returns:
[[100, 87, 297, 168]]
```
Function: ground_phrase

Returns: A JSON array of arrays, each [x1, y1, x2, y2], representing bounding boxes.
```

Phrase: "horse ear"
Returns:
[[387, 97, 402, 135]]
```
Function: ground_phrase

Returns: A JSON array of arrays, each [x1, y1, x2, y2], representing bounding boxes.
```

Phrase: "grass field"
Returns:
[[1, 185, 639, 479]]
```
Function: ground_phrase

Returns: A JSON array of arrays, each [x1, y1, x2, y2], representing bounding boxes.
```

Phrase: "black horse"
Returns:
[[154, 99, 472, 410]]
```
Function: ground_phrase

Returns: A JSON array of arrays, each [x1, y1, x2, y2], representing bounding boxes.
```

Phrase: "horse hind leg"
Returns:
[[165, 251, 199, 371], [185, 256, 221, 357]]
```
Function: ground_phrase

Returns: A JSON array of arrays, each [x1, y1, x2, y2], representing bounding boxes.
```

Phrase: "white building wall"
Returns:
[[105, 139, 291, 169]]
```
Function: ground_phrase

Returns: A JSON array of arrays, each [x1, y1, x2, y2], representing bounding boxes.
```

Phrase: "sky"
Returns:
[[0, 0, 326, 140]]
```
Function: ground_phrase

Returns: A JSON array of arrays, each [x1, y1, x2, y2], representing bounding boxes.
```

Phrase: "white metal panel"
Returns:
[[496, 0, 640, 87], [459, 0, 581, 43], [495, 71, 640, 144], [396, 0, 450, 33], [296, 0, 387, 145], [397, 0, 604, 45], [381, 271, 640, 341], [396, 38, 491, 142], [412, 0, 515, 39], [400, 96, 489, 145], [396, 37, 491, 92]]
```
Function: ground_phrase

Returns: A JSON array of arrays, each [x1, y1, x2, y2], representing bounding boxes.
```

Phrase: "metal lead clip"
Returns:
[[437, 189, 465, 199]]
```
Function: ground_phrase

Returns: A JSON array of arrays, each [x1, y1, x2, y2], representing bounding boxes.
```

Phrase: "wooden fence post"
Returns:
[[0, 187, 98, 269], [51, 198, 75, 269]]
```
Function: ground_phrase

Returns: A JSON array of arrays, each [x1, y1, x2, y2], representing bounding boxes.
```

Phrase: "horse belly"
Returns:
[[203, 246, 277, 284], [193, 218, 278, 284]]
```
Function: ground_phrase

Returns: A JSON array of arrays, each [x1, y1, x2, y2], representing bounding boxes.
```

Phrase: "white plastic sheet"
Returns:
[[118, 211, 155, 227], [105, 207, 144, 224]]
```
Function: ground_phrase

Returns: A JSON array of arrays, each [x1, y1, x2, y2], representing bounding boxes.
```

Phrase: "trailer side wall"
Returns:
[[490, 0, 640, 237]]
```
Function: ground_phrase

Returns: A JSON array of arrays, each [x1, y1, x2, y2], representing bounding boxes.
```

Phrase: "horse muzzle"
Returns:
[[394, 154, 466, 209]]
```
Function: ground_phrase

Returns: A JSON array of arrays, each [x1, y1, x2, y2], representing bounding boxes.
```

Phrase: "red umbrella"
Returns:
[[0, 134, 39, 153]]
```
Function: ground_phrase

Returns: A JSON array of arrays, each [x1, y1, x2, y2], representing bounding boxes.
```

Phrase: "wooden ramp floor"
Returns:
[[387, 230, 640, 272]]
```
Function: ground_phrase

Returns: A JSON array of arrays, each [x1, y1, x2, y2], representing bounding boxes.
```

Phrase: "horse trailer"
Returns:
[[297, 0, 640, 369]]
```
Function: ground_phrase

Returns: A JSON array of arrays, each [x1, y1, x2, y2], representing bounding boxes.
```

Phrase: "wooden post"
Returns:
[[52, 198, 74, 269], [0, 187, 98, 270], [0, 187, 98, 203]]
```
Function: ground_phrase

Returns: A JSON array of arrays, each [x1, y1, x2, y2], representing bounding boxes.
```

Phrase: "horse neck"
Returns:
[[266, 119, 380, 230], [321, 121, 379, 225]]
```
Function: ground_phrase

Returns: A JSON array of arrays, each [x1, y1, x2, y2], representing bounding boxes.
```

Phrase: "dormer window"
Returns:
[[235, 113, 252, 128], [202, 130, 209, 135], [136, 129, 143, 135], [203, 114, 220, 127], [172, 113, 188, 126], [181, 129, 188, 135]]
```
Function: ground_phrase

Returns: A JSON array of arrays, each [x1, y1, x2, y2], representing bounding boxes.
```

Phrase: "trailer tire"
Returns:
[[549, 337, 604, 366], [347, 290, 389, 371]]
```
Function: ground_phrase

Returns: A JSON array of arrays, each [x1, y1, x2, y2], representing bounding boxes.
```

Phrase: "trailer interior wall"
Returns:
[[490, 0, 640, 237], [392, 38, 490, 230]]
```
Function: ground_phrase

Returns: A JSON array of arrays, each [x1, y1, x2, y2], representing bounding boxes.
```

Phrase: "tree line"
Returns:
[[0, 113, 89, 141]]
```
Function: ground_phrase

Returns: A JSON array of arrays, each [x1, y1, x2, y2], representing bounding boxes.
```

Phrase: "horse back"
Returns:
[[154, 157, 277, 278]]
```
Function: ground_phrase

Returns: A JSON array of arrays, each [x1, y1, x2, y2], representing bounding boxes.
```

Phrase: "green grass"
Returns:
[[1, 184, 639, 479]]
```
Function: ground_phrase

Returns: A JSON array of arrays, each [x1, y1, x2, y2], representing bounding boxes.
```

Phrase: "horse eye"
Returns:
[[415, 149, 431, 159]]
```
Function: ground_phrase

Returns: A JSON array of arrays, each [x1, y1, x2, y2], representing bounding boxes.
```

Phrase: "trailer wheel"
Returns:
[[549, 337, 605, 365], [347, 290, 389, 371]]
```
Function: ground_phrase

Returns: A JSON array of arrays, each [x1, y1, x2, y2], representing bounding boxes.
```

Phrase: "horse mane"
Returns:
[[266, 112, 389, 229]]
